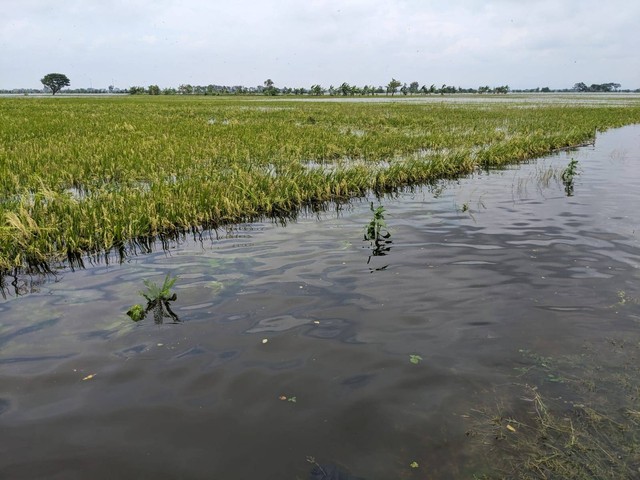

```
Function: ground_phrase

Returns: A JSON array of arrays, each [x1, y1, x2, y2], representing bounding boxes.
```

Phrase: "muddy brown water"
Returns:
[[1, 125, 639, 479]]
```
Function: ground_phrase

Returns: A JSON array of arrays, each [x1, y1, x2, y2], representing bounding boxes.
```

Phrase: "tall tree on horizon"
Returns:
[[40, 73, 70, 95], [386, 78, 401, 96]]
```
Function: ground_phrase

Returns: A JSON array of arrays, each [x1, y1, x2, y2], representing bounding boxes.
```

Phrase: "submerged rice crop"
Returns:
[[1, 95, 640, 276]]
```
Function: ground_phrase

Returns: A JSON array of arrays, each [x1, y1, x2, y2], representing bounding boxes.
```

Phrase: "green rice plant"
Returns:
[[1, 95, 640, 278], [562, 159, 579, 196], [127, 273, 179, 323], [141, 273, 177, 303], [364, 202, 392, 268], [364, 203, 390, 242]]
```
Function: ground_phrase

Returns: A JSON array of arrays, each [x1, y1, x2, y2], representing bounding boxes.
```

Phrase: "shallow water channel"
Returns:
[[1, 125, 640, 479]]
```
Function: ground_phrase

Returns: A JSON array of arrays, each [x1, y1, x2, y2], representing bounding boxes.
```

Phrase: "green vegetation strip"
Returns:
[[1, 95, 640, 274]]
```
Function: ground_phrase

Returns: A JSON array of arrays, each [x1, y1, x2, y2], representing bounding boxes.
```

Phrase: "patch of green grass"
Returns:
[[1, 95, 640, 276]]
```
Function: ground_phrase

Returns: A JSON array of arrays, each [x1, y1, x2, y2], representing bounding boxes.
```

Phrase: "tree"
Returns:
[[148, 85, 161, 95], [128, 86, 146, 95], [41, 73, 70, 95], [310, 84, 325, 96], [386, 78, 401, 95], [573, 82, 588, 92], [339, 82, 351, 96], [263, 78, 277, 95], [573, 82, 621, 93], [409, 81, 420, 94]]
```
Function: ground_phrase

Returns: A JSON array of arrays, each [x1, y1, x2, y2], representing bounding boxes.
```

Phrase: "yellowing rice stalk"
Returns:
[[1, 95, 640, 276]]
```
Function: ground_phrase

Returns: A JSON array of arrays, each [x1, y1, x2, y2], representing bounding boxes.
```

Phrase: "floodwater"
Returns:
[[1, 125, 639, 479]]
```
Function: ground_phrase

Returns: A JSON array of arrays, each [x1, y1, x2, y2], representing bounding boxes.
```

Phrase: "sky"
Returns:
[[2, 0, 639, 91]]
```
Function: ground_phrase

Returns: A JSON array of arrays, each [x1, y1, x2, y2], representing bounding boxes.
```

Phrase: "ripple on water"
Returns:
[[245, 315, 312, 333]]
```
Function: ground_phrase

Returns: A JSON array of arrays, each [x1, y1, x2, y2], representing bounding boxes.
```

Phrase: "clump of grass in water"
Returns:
[[466, 338, 640, 478], [364, 203, 392, 269], [364, 203, 391, 243], [127, 273, 180, 324], [561, 159, 579, 196]]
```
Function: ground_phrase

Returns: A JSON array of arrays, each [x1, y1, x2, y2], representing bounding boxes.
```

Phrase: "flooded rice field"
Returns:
[[1, 125, 639, 479]]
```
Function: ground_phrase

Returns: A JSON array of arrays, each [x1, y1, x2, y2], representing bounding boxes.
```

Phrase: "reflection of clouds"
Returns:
[[305, 318, 352, 340], [246, 315, 310, 333]]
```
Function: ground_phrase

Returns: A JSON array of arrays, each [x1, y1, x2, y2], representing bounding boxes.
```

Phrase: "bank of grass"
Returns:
[[2, 95, 640, 275], [467, 335, 640, 479]]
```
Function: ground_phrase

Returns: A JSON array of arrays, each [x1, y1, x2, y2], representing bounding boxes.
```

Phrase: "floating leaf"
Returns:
[[82, 374, 96, 381], [409, 354, 423, 364], [410, 461, 419, 468], [288, 396, 297, 403]]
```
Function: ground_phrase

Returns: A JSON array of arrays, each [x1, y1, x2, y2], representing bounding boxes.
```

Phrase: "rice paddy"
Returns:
[[2, 94, 640, 278], [2, 118, 640, 478]]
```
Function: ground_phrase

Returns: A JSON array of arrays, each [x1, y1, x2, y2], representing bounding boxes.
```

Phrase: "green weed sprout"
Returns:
[[562, 159, 579, 195], [127, 274, 179, 323], [364, 203, 391, 242], [141, 273, 177, 303]]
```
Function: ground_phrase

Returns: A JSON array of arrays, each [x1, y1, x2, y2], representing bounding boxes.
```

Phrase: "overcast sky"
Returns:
[[2, 0, 639, 91]]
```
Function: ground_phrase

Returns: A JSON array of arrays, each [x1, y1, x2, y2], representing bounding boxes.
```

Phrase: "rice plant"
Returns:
[[127, 273, 179, 323], [364, 202, 392, 269], [364, 203, 390, 243], [1, 95, 639, 279], [562, 159, 579, 195]]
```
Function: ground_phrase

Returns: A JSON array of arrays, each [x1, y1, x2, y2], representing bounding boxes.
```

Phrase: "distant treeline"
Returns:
[[2, 80, 638, 96], [127, 81, 513, 96]]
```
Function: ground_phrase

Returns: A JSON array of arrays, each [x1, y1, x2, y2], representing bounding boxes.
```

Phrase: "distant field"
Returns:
[[2, 94, 640, 275]]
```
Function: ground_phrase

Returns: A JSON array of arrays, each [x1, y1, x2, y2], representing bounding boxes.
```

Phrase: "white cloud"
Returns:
[[1, 0, 638, 90]]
